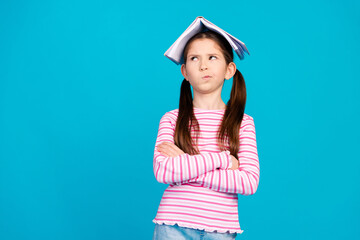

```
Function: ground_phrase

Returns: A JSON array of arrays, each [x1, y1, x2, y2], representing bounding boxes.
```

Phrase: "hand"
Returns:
[[228, 155, 239, 170], [156, 142, 185, 157]]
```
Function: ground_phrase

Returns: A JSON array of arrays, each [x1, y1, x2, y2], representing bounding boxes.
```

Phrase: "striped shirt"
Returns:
[[152, 107, 260, 234]]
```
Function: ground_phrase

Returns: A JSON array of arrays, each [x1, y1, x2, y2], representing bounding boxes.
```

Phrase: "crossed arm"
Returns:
[[153, 113, 260, 195], [157, 142, 239, 170]]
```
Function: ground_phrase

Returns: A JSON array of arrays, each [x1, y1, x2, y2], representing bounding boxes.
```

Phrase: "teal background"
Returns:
[[1, 0, 359, 239]]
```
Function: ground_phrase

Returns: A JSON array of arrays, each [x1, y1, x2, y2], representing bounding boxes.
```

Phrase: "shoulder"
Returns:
[[158, 109, 179, 127], [161, 108, 179, 119], [240, 113, 256, 131], [243, 113, 254, 122]]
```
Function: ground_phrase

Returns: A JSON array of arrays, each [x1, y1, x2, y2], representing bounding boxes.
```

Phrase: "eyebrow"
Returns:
[[187, 53, 220, 57]]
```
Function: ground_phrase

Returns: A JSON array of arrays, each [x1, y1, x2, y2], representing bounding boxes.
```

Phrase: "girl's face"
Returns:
[[181, 38, 236, 96]]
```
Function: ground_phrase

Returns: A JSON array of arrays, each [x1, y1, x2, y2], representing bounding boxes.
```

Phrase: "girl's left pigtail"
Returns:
[[218, 69, 246, 160]]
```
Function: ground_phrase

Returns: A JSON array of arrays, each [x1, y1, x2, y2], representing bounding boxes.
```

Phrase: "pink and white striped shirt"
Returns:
[[152, 107, 260, 234]]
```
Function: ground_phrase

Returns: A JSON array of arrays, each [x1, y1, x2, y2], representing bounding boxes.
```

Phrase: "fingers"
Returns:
[[166, 142, 185, 155], [157, 142, 184, 157], [158, 143, 179, 157], [228, 155, 239, 170], [156, 143, 174, 157]]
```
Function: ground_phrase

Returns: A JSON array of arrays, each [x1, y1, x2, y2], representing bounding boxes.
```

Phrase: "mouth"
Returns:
[[202, 75, 212, 79]]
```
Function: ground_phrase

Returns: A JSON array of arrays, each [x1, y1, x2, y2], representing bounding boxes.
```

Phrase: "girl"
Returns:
[[152, 25, 260, 240]]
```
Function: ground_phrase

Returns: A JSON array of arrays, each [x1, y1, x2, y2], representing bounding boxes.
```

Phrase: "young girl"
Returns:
[[152, 20, 260, 240]]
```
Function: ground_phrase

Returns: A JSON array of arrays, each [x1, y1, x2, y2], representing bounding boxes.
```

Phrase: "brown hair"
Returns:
[[174, 30, 247, 160]]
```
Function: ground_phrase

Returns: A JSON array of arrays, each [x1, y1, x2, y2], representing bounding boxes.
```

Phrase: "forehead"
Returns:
[[187, 38, 222, 54]]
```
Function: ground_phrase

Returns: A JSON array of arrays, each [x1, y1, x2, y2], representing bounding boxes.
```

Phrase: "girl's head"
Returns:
[[180, 31, 237, 96], [174, 30, 247, 158]]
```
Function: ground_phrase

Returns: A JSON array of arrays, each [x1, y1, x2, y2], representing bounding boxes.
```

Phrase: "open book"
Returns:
[[164, 16, 250, 65]]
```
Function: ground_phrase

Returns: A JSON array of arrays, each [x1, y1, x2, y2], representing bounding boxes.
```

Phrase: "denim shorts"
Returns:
[[153, 223, 237, 240]]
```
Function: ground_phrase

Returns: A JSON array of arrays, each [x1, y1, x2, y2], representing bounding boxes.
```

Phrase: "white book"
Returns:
[[164, 16, 250, 65]]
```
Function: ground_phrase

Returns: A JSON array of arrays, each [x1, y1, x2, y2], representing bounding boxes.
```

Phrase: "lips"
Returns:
[[202, 75, 212, 79]]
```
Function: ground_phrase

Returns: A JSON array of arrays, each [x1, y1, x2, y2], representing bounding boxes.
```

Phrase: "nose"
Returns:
[[200, 61, 208, 71]]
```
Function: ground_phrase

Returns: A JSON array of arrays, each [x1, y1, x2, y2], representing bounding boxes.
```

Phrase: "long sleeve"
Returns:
[[153, 112, 232, 185], [192, 116, 260, 195]]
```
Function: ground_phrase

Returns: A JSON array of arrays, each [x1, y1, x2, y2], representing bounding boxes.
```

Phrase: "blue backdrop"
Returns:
[[1, 0, 359, 239]]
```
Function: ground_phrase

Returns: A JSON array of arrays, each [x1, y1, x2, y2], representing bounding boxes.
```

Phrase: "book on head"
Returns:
[[164, 16, 250, 65]]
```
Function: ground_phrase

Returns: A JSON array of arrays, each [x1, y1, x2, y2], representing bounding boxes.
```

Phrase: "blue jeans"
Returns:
[[153, 223, 237, 240]]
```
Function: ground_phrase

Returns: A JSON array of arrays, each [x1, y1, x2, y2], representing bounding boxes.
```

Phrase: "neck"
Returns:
[[192, 95, 226, 110]]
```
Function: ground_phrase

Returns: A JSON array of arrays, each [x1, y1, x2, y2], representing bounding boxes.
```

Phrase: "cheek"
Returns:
[[217, 68, 227, 76], [186, 67, 198, 78]]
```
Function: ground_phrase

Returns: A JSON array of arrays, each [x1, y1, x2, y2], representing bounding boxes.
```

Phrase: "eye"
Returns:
[[190, 56, 198, 61], [209, 56, 217, 60]]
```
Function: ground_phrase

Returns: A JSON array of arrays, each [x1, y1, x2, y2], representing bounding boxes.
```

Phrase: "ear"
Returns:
[[225, 62, 237, 80], [181, 64, 189, 81]]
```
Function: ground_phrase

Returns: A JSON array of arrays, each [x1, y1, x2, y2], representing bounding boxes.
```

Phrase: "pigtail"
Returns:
[[174, 79, 200, 155], [218, 69, 246, 160]]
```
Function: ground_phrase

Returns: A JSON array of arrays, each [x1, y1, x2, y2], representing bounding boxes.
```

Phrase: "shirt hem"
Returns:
[[152, 219, 244, 234]]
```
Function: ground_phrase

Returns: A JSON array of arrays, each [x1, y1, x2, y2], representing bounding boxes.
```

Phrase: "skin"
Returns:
[[157, 38, 239, 170]]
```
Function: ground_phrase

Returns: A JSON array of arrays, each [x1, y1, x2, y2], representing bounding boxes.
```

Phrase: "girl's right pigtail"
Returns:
[[174, 79, 200, 155], [179, 79, 193, 112]]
